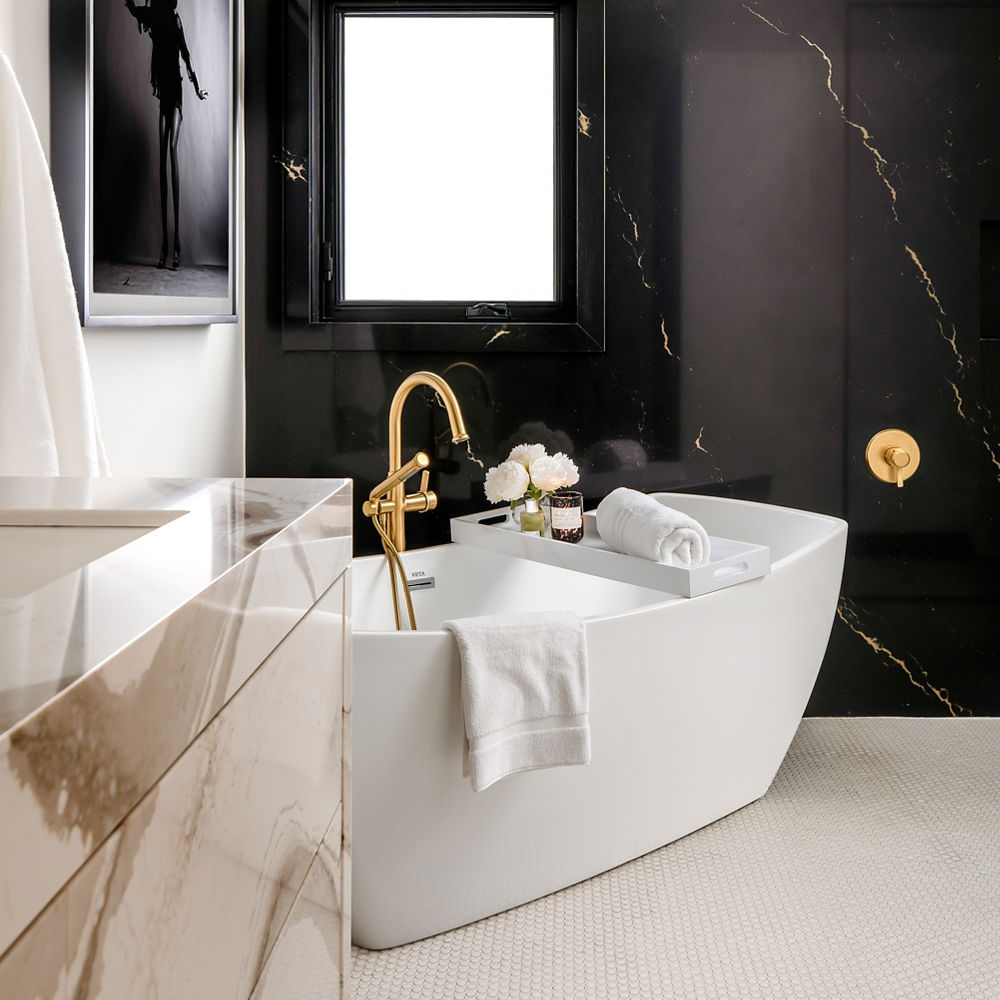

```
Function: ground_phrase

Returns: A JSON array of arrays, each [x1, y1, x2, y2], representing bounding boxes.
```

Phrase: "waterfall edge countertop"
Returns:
[[0, 476, 352, 957]]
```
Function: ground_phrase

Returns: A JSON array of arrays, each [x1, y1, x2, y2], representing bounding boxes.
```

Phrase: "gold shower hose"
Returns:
[[369, 512, 417, 632]]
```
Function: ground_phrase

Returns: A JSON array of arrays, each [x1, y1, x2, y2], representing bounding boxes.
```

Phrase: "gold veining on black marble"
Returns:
[[741, 4, 787, 35], [799, 34, 899, 221], [935, 319, 965, 370], [660, 318, 676, 358], [899, 247, 1000, 476], [836, 599, 971, 717], [484, 328, 511, 347], [694, 426, 709, 455], [905, 245, 948, 319], [275, 149, 307, 183], [463, 441, 485, 471], [610, 184, 674, 358], [610, 189, 655, 292], [948, 380, 966, 420], [692, 426, 722, 480], [980, 427, 1000, 476]]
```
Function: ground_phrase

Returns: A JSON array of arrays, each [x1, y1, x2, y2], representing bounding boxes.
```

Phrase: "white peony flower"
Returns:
[[553, 452, 580, 487], [529, 452, 579, 493], [484, 460, 530, 503], [506, 443, 548, 468]]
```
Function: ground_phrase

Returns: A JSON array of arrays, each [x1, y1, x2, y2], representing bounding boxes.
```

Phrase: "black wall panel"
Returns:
[[245, 0, 1000, 716]]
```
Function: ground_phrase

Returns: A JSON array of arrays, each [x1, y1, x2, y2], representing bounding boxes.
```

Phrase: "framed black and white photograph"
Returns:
[[78, 0, 237, 325]]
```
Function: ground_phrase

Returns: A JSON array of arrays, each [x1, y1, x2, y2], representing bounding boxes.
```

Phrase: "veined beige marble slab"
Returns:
[[0, 576, 348, 999], [0, 884, 68, 1000], [0, 477, 352, 960], [250, 806, 348, 1000]]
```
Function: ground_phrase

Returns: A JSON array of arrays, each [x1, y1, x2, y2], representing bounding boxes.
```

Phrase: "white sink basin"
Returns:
[[0, 525, 155, 599], [0, 510, 183, 600]]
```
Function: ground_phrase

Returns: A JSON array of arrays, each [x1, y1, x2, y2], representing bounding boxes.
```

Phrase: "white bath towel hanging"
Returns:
[[444, 610, 591, 792], [0, 52, 109, 476]]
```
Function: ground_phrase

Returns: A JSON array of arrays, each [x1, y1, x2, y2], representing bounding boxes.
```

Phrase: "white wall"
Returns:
[[0, 0, 245, 477]]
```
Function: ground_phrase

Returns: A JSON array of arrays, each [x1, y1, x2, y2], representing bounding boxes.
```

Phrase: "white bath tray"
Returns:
[[450, 510, 770, 598]]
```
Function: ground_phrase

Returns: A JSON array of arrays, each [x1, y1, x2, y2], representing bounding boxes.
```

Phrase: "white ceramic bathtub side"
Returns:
[[351, 495, 847, 950]]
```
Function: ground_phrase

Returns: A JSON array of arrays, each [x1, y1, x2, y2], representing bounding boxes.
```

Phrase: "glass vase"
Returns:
[[519, 496, 545, 535]]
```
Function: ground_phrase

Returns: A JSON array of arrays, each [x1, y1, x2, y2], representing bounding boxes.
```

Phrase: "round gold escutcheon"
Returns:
[[865, 429, 921, 487]]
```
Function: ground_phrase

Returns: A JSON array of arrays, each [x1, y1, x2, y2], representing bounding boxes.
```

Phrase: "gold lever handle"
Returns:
[[363, 454, 442, 517], [367, 451, 430, 506], [404, 470, 437, 514], [865, 430, 920, 488], [885, 446, 910, 488]]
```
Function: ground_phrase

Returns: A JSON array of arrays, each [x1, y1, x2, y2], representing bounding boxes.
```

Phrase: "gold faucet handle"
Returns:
[[365, 468, 442, 517], [368, 451, 431, 505], [885, 446, 910, 488], [401, 470, 437, 514]]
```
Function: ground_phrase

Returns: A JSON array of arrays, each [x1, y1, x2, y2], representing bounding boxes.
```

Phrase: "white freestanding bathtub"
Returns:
[[351, 494, 847, 950]]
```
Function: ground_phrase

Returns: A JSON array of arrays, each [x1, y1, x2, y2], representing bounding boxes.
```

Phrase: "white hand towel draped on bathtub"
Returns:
[[443, 610, 591, 792], [0, 52, 109, 476]]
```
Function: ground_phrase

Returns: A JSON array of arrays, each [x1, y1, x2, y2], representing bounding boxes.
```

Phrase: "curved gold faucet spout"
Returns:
[[384, 371, 470, 551]]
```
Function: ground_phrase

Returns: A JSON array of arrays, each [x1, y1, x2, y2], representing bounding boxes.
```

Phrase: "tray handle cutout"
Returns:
[[713, 561, 749, 581]]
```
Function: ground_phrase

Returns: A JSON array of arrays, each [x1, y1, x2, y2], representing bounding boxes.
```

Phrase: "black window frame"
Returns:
[[295, 0, 604, 353]]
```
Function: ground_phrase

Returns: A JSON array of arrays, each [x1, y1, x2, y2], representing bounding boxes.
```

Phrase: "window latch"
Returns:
[[465, 302, 510, 319], [322, 241, 333, 283]]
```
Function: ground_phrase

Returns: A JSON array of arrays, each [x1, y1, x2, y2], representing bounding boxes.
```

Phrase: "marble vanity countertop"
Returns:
[[0, 477, 352, 956]]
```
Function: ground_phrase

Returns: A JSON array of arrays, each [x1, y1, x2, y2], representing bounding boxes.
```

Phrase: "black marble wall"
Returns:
[[245, 0, 1000, 716]]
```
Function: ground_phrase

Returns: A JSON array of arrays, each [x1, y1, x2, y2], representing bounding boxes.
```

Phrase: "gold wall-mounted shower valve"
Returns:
[[865, 429, 921, 488]]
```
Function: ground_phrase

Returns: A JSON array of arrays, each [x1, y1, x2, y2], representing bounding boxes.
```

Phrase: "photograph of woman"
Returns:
[[124, 0, 208, 271], [90, 0, 233, 313]]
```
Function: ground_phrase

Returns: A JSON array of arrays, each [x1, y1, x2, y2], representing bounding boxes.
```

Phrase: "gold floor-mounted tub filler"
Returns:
[[363, 371, 469, 630]]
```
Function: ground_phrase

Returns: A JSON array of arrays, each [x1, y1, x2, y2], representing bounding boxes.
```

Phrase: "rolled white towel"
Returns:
[[595, 488, 710, 567]]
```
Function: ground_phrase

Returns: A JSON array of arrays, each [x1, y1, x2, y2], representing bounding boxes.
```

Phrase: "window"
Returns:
[[301, 0, 604, 352], [342, 13, 556, 303]]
